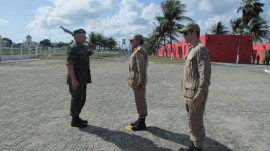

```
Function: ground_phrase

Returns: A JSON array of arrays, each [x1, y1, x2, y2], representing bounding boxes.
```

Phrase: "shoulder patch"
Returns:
[[201, 53, 208, 60]]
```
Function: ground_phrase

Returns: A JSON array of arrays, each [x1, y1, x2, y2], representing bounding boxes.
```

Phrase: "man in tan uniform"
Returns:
[[179, 23, 211, 151], [128, 34, 148, 131]]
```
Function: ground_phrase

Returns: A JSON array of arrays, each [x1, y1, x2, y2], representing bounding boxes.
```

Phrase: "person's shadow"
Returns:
[[80, 125, 173, 151], [146, 126, 233, 151]]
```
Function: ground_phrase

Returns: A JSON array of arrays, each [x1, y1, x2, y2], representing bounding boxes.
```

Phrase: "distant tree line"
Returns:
[[1, 31, 118, 51], [88, 32, 117, 51], [144, 0, 270, 56]]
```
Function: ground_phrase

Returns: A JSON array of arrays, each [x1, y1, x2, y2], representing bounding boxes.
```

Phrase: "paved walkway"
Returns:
[[0, 56, 269, 151]]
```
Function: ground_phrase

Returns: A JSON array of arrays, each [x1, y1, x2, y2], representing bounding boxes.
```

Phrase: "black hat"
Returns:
[[73, 29, 86, 35]]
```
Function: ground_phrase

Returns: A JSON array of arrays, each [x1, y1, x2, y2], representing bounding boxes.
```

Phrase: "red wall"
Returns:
[[158, 34, 253, 64], [158, 41, 190, 59], [202, 34, 253, 63], [253, 43, 270, 63]]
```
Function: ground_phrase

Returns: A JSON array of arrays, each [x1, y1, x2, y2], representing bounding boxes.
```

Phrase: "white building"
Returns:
[[23, 35, 38, 49]]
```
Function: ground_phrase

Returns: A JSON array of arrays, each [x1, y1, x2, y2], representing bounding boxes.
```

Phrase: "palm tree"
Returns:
[[145, 32, 163, 56], [237, 0, 264, 27], [88, 32, 117, 51], [247, 16, 270, 43], [230, 17, 243, 35], [158, 0, 193, 60], [153, 16, 170, 58], [95, 33, 104, 52], [144, 34, 155, 55], [88, 32, 98, 46], [236, 0, 264, 63], [209, 22, 229, 34], [106, 37, 117, 51]]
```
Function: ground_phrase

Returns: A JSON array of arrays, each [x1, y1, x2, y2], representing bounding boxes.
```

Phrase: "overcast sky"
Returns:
[[0, 0, 269, 44]]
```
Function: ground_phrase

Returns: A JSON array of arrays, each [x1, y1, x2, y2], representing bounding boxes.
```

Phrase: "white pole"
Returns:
[[35, 44, 39, 55], [20, 44, 23, 55], [28, 45, 31, 55], [11, 42, 14, 55], [236, 53, 239, 63]]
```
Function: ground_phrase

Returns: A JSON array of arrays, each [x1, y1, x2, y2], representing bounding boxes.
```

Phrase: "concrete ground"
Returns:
[[0, 55, 269, 151]]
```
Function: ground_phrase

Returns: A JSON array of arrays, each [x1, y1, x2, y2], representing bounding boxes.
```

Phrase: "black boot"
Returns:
[[71, 117, 87, 128], [78, 117, 88, 124], [130, 118, 139, 126], [194, 147, 203, 151], [179, 141, 194, 151], [131, 118, 146, 131]]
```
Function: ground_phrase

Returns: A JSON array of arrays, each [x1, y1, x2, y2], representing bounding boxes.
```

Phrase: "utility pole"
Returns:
[[122, 39, 125, 51]]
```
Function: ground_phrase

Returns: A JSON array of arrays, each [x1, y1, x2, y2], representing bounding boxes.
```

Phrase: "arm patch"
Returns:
[[201, 53, 208, 60]]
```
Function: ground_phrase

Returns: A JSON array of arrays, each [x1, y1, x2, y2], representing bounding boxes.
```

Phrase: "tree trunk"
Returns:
[[170, 32, 173, 61], [236, 24, 245, 63], [164, 37, 166, 58]]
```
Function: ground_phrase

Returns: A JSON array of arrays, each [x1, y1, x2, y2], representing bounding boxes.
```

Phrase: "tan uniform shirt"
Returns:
[[181, 42, 211, 100], [128, 45, 148, 87]]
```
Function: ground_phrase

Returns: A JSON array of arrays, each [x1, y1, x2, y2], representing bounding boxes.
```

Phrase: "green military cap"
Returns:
[[130, 34, 144, 41], [179, 23, 200, 33], [73, 28, 86, 35]]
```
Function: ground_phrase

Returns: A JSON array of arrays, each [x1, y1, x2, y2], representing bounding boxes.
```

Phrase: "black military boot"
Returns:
[[194, 147, 203, 151], [131, 117, 146, 131], [71, 117, 87, 128], [78, 117, 88, 124], [130, 118, 139, 126], [179, 141, 194, 151]]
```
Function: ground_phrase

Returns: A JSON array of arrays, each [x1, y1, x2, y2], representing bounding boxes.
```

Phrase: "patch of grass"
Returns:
[[1, 49, 37, 55], [1, 49, 67, 55], [38, 55, 67, 60], [148, 56, 185, 63], [37, 51, 126, 60], [94, 52, 125, 58]]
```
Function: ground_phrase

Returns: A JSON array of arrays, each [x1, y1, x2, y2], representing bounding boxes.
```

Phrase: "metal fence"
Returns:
[[0, 46, 67, 62]]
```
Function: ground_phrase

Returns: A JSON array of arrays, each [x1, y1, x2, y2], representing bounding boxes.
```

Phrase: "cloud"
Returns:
[[141, 2, 161, 20], [198, 15, 231, 34], [85, 0, 161, 39], [198, 0, 238, 14], [27, 0, 113, 29], [27, 0, 161, 42], [26, 0, 270, 43], [0, 18, 9, 25], [179, 0, 243, 34]]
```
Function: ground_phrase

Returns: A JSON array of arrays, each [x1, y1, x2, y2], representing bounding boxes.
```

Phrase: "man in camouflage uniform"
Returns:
[[179, 23, 211, 151], [128, 34, 148, 131], [66, 29, 92, 127]]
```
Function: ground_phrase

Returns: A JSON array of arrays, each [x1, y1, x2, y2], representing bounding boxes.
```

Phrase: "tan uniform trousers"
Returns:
[[132, 85, 148, 118], [185, 96, 207, 148]]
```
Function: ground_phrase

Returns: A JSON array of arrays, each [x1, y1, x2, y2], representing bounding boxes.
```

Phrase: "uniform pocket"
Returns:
[[184, 88, 195, 99], [187, 100, 197, 113], [185, 59, 193, 69], [128, 72, 134, 87]]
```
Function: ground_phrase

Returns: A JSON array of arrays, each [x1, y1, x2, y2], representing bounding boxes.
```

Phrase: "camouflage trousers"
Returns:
[[69, 84, 87, 117]]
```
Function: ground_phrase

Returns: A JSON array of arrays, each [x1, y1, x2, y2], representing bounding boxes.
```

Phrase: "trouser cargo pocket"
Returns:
[[184, 88, 195, 99]]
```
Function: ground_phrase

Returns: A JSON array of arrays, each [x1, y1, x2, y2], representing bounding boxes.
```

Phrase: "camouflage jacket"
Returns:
[[66, 41, 92, 85]]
